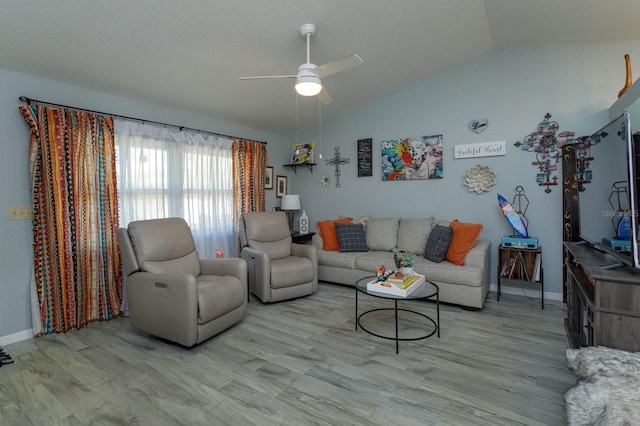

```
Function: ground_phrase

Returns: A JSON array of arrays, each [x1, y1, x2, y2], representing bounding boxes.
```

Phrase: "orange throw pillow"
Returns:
[[316, 217, 353, 251], [446, 219, 483, 265]]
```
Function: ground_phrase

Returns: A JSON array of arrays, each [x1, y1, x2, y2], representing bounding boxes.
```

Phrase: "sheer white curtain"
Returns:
[[115, 120, 236, 258]]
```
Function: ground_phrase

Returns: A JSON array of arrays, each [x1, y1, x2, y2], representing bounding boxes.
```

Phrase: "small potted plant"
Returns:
[[394, 252, 416, 276]]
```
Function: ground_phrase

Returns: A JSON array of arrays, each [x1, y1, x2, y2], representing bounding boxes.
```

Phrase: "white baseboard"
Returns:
[[0, 329, 33, 346], [489, 283, 563, 302]]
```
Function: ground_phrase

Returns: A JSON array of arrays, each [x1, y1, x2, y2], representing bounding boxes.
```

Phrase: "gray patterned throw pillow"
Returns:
[[424, 224, 453, 262], [335, 223, 368, 252]]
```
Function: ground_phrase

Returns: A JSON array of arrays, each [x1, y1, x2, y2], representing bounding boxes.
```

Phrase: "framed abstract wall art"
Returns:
[[381, 135, 443, 180]]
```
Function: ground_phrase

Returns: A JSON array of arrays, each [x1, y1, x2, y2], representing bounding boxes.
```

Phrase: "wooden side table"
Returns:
[[497, 245, 544, 309]]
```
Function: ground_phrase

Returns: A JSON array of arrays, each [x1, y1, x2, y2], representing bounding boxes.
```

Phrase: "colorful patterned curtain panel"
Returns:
[[232, 139, 267, 225], [19, 104, 123, 334]]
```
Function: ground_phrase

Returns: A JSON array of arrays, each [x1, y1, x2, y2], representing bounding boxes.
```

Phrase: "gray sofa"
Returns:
[[312, 217, 491, 309]]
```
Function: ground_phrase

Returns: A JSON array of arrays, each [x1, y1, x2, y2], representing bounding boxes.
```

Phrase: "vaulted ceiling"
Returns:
[[2, 0, 640, 135]]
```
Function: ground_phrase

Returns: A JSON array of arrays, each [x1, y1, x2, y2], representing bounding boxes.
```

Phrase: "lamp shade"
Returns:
[[281, 194, 301, 211], [295, 71, 322, 97]]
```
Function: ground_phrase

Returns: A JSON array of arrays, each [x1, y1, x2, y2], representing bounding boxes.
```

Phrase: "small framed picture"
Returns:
[[276, 175, 287, 198], [265, 166, 274, 190]]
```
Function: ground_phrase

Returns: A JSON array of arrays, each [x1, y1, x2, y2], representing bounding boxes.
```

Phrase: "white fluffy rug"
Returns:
[[565, 346, 640, 425]]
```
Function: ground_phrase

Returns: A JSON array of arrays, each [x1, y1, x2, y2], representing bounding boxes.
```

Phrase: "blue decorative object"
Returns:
[[617, 215, 631, 240], [609, 181, 632, 240], [497, 193, 529, 238]]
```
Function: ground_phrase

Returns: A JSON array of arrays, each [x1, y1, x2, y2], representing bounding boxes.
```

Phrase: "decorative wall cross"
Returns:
[[514, 113, 577, 193], [326, 147, 350, 187]]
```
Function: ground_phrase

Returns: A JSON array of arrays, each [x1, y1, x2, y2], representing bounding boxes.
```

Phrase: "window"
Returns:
[[115, 120, 235, 257]]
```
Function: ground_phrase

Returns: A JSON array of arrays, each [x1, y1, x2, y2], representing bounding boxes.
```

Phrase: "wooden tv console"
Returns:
[[564, 241, 640, 351]]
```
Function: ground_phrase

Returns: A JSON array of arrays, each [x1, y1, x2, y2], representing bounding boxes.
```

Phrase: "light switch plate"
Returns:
[[9, 206, 33, 220]]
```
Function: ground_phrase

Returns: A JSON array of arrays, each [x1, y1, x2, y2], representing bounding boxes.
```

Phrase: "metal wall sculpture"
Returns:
[[514, 113, 578, 193], [326, 147, 350, 187]]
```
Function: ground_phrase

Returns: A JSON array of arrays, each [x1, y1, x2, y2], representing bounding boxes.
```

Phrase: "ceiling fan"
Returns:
[[239, 23, 364, 104]]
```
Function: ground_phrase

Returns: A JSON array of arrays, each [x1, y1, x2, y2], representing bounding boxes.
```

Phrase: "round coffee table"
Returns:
[[355, 276, 439, 354]]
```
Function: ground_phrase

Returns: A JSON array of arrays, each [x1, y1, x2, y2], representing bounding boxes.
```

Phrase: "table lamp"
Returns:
[[280, 194, 301, 232]]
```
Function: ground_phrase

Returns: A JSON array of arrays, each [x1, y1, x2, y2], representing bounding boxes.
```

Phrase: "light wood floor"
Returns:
[[0, 283, 575, 425]]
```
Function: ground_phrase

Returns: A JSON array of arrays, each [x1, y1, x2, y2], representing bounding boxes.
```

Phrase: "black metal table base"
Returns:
[[355, 290, 439, 354]]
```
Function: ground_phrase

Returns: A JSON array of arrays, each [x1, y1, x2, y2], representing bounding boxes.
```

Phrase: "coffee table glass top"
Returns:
[[355, 276, 439, 300]]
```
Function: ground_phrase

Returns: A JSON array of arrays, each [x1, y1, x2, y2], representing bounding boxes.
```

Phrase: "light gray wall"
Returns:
[[289, 41, 640, 298], [0, 68, 287, 340], [4, 40, 640, 341]]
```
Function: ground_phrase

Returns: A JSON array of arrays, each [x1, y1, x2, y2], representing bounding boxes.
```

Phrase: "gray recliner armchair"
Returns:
[[240, 211, 318, 303], [117, 217, 247, 347]]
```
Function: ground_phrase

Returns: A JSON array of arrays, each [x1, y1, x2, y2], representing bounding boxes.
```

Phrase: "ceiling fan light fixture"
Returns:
[[295, 70, 322, 96], [238, 23, 362, 104]]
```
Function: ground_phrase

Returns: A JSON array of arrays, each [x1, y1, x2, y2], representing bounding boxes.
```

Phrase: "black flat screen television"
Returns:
[[578, 111, 640, 269]]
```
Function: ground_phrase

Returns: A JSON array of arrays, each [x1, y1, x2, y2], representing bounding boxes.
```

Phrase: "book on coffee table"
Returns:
[[386, 272, 419, 288], [367, 274, 425, 297]]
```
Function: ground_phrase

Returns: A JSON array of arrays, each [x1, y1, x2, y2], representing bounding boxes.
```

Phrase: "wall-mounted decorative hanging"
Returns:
[[468, 118, 489, 134], [276, 175, 288, 197], [265, 166, 274, 190], [464, 165, 496, 194], [326, 147, 350, 187], [381, 135, 443, 180], [514, 113, 577, 193], [321, 175, 329, 186], [574, 136, 596, 192], [291, 142, 315, 164], [454, 140, 506, 159], [510, 185, 530, 230], [357, 138, 373, 177]]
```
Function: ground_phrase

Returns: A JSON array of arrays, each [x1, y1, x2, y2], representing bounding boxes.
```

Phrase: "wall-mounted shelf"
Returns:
[[283, 163, 316, 173]]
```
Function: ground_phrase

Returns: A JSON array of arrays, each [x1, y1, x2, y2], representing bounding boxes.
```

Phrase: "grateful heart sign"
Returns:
[[468, 118, 489, 134]]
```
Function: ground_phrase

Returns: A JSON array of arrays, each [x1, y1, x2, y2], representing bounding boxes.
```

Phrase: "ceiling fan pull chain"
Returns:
[[318, 97, 322, 159]]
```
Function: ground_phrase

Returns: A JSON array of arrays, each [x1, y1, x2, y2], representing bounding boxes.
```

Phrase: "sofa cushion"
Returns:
[[424, 224, 453, 263], [446, 220, 483, 266], [317, 249, 362, 269], [242, 211, 292, 260], [143, 251, 201, 275], [413, 258, 484, 288], [270, 256, 314, 289], [351, 215, 372, 227], [335, 223, 368, 252], [396, 217, 434, 254], [128, 217, 201, 276], [354, 251, 397, 273], [196, 275, 245, 323], [366, 217, 400, 251], [316, 217, 353, 251]]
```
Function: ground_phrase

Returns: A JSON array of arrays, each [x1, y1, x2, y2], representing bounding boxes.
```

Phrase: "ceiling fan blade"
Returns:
[[319, 88, 333, 105], [316, 54, 363, 78], [238, 75, 296, 80]]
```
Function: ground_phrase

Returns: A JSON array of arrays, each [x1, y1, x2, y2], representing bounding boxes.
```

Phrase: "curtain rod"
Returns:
[[18, 96, 267, 145]]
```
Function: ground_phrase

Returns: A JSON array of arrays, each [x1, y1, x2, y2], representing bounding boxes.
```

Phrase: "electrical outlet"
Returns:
[[9, 206, 33, 220]]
